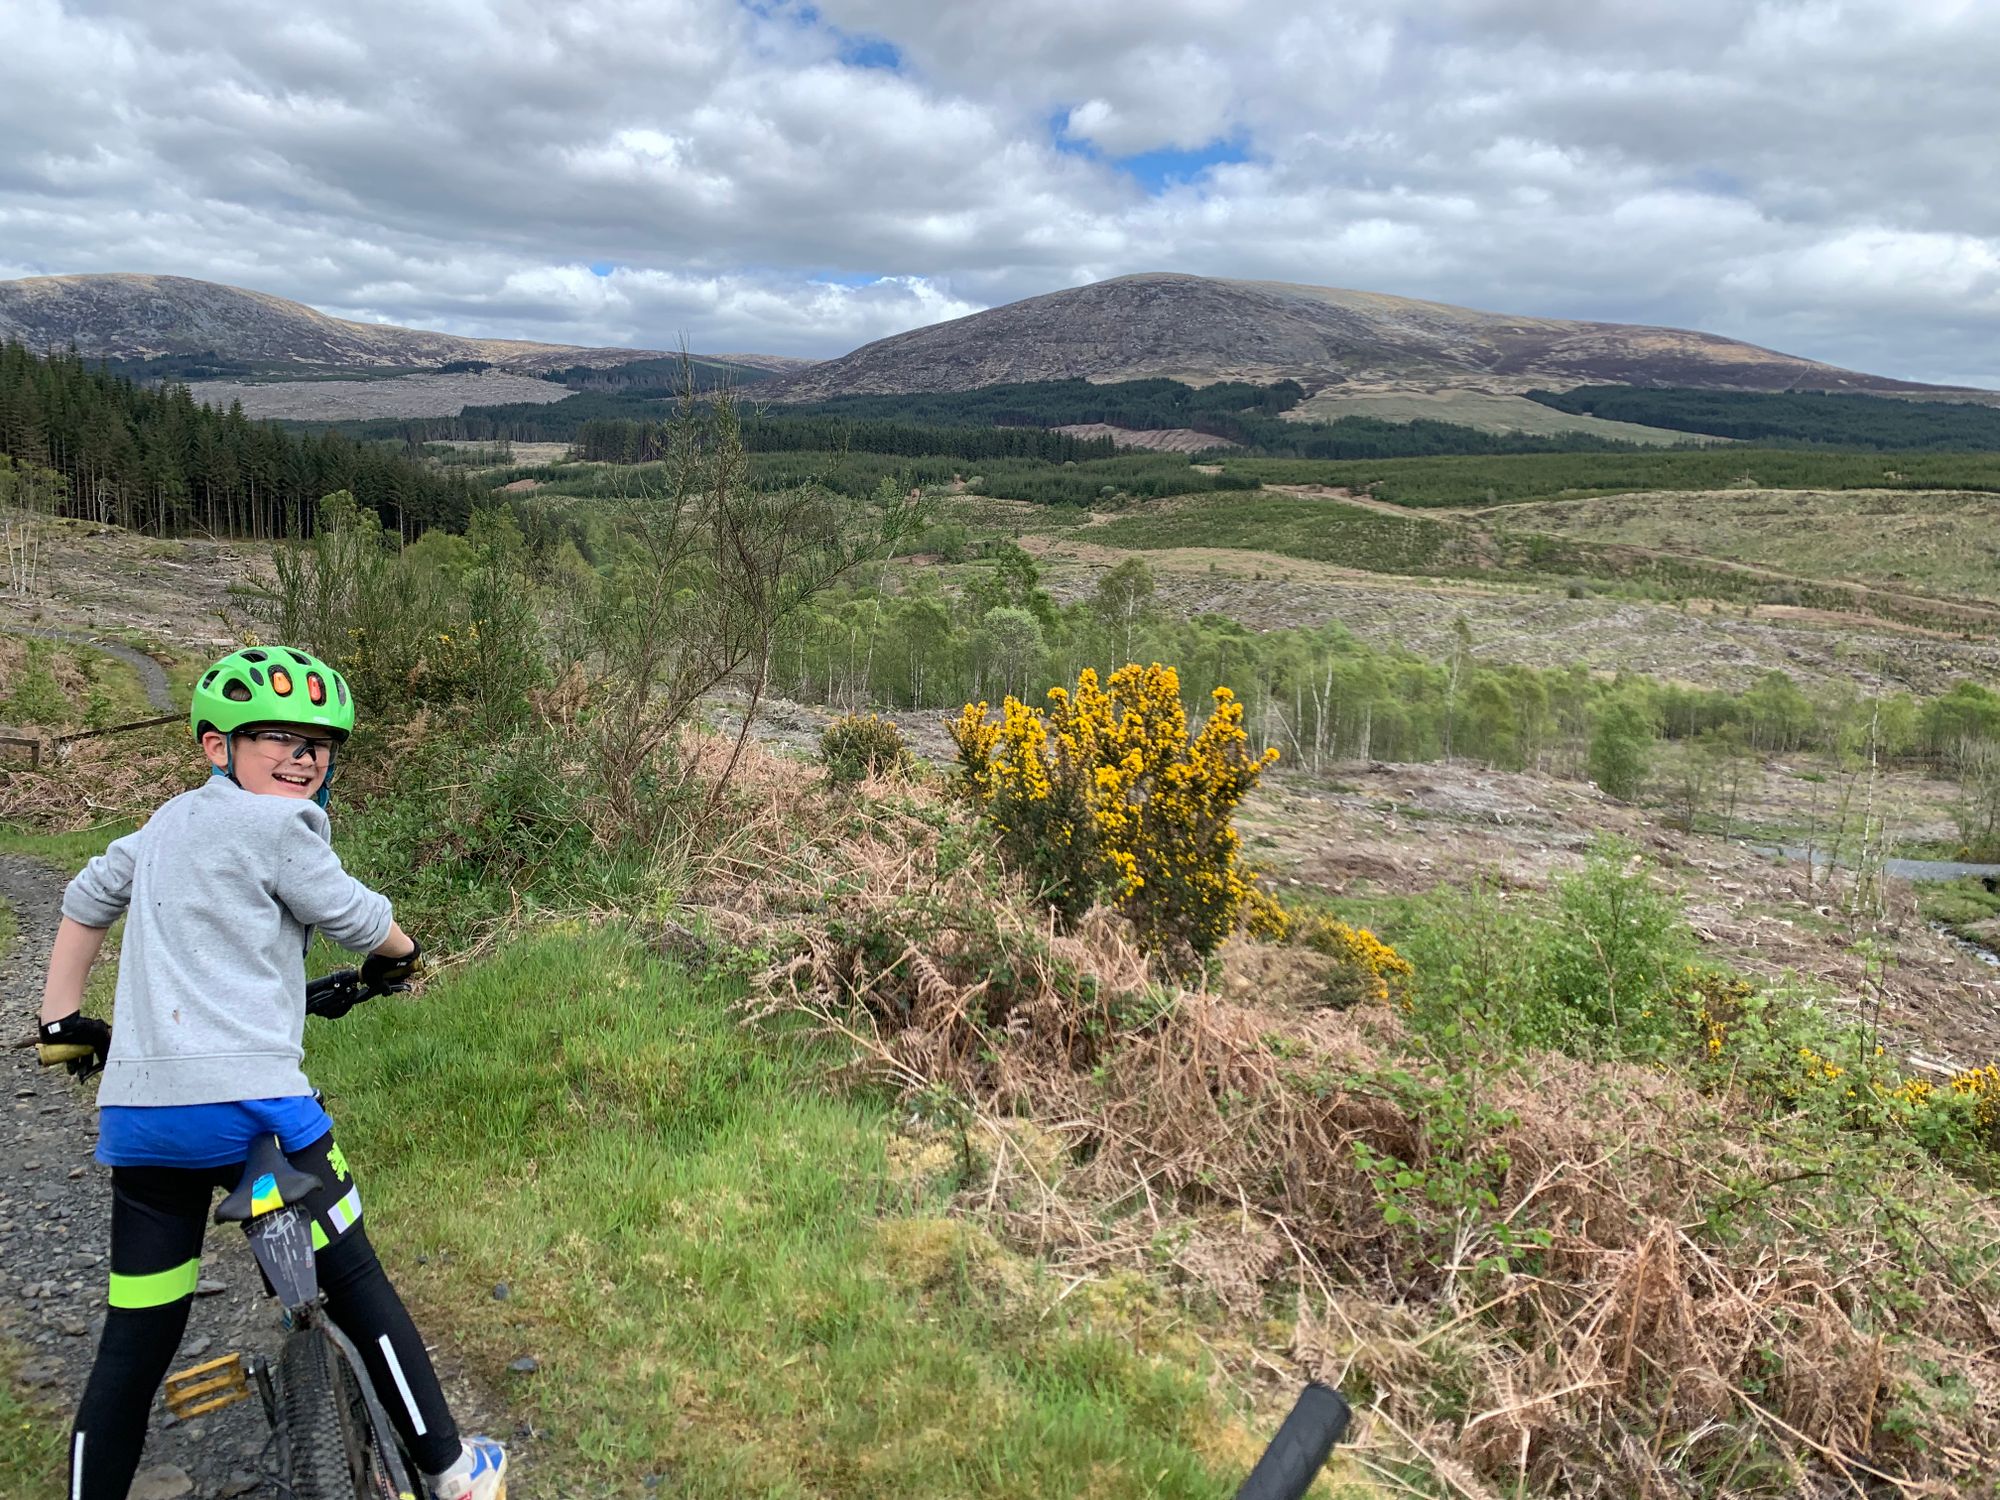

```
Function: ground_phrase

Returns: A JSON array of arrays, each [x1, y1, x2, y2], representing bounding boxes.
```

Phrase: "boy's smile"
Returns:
[[201, 725, 335, 799]]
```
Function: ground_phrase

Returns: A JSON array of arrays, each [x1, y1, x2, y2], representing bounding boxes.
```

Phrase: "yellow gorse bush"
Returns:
[[1294, 912, 1413, 1008], [947, 663, 1282, 958]]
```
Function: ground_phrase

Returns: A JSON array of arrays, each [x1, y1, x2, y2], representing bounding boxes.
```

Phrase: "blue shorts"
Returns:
[[96, 1096, 336, 1169]]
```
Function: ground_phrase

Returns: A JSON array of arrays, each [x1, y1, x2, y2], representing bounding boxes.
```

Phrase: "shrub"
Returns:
[[820, 713, 913, 784], [342, 723, 633, 949], [1292, 912, 1412, 1008], [946, 663, 1283, 960], [1587, 695, 1654, 801], [1, 640, 69, 725]]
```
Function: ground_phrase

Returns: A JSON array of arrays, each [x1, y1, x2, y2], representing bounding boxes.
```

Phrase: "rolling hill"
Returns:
[[766, 272, 1963, 400], [0, 273, 807, 377]]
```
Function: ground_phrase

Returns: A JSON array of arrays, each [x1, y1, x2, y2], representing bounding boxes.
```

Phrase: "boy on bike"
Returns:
[[36, 646, 506, 1500]]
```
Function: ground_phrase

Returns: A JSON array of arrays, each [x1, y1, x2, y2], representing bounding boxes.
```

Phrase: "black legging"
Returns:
[[70, 1131, 461, 1500]]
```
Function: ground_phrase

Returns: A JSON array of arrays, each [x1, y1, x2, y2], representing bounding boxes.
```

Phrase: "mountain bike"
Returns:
[[36, 967, 415, 1500], [35, 974, 1351, 1499]]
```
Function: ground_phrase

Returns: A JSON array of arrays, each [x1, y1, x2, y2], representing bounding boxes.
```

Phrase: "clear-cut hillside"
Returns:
[[0, 273, 807, 376], [766, 272, 1954, 399]]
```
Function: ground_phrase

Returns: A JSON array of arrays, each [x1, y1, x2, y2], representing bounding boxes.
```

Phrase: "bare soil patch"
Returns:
[[186, 371, 571, 421], [1014, 532, 2000, 693], [1051, 424, 1238, 453], [1, 518, 270, 658]]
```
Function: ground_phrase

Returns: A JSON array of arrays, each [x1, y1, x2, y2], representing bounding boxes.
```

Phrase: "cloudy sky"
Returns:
[[5, 0, 1998, 383]]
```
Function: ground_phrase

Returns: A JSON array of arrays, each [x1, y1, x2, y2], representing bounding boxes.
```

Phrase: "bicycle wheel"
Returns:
[[279, 1326, 370, 1500]]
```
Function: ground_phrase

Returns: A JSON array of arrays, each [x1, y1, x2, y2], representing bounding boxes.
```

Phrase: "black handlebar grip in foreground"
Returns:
[[1235, 1383, 1352, 1500]]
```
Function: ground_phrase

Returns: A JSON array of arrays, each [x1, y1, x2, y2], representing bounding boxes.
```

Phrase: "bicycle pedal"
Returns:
[[164, 1352, 251, 1418]]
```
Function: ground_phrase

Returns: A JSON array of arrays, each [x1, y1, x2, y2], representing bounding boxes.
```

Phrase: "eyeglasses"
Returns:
[[240, 729, 339, 760]]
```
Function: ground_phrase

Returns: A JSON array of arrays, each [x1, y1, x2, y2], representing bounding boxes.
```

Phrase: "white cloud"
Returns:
[[2, 0, 1999, 380]]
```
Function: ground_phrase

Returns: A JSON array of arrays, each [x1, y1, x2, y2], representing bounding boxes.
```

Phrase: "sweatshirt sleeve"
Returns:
[[268, 806, 395, 953], [61, 828, 141, 928]]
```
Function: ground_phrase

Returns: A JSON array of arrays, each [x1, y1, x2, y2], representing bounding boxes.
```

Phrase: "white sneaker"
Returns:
[[428, 1435, 507, 1500]]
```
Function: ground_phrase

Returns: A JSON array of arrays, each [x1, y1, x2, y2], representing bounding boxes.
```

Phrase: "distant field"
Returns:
[[1505, 488, 2000, 602], [1288, 389, 1710, 446], [1090, 492, 1475, 574], [187, 370, 571, 420]]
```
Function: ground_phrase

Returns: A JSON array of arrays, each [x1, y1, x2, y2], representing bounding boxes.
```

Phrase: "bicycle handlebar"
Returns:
[[305, 968, 403, 1020], [1235, 1383, 1351, 1500]]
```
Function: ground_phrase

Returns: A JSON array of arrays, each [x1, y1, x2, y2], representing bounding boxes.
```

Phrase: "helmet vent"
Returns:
[[270, 668, 294, 696], [307, 673, 326, 706], [222, 678, 253, 703], [287, 649, 311, 665], [241, 649, 268, 663], [200, 670, 219, 688], [335, 678, 349, 707], [247, 666, 264, 686]]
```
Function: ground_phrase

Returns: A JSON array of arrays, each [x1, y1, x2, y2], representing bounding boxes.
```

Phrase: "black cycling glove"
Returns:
[[39, 1012, 112, 1077], [360, 939, 423, 992]]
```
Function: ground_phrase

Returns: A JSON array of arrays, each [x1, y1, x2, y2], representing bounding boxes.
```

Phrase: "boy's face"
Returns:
[[201, 724, 335, 800]]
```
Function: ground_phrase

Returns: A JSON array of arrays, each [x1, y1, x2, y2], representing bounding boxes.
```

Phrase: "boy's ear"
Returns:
[[199, 730, 231, 770]]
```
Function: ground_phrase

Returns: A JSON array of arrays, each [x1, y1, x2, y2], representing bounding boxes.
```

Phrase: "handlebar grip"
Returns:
[[1234, 1384, 1351, 1500], [37, 1043, 97, 1067]]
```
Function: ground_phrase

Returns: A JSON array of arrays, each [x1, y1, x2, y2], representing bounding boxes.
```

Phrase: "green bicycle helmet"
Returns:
[[191, 647, 355, 807]]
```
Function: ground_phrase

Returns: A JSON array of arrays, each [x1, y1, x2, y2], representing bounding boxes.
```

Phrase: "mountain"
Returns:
[[766, 273, 1958, 400], [0, 273, 806, 376]]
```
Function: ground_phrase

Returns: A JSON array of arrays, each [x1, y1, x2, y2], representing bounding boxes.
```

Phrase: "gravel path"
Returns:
[[3, 624, 175, 712], [1, 856, 530, 1498]]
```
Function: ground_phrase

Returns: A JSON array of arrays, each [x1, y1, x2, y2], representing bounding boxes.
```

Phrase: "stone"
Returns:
[[128, 1465, 194, 1500], [507, 1356, 539, 1374], [195, 1278, 226, 1297], [491, 1282, 509, 1301]]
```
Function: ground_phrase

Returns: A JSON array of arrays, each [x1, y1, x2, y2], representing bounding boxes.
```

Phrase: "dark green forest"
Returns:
[[319, 377, 1650, 461], [1221, 448, 2000, 506], [0, 342, 475, 537], [1527, 386, 2000, 449]]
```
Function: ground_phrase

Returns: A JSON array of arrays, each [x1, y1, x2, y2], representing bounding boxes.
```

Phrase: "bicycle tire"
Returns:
[[279, 1326, 369, 1500], [1234, 1383, 1352, 1500]]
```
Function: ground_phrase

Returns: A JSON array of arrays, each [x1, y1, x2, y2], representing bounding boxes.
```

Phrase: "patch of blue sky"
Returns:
[[1112, 141, 1251, 191], [588, 261, 619, 277], [1048, 114, 1248, 190], [738, 2, 901, 70], [838, 35, 901, 69], [1683, 167, 1746, 198]]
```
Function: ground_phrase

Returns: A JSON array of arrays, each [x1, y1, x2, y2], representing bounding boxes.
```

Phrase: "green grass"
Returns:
[[0, 821, 138, 875], [306, 930, 1354, 1497], [1920, 877, 2000, 937], [1091, 495, 1468, 574], [0, 1343, 64, 1496], [1498, 489, 2000, 602]]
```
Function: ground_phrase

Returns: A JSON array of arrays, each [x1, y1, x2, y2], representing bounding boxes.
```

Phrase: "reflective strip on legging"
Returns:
[[107, 1259, 199, 1308]]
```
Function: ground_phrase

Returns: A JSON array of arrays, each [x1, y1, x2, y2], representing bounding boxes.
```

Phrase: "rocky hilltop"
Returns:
[[0, 273, 805, 375], [768, 273, 1951, 399]]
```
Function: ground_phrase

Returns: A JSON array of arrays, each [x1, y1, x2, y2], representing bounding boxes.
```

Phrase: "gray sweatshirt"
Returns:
[[62, 774, 394, 1108]]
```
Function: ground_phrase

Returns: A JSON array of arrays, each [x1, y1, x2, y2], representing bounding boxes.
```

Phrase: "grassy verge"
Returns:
[[0, 1344, 64, 1496], [0, 894, 14, 960], [306, 929, 1363, 1497], [0, 821, 139, 875]]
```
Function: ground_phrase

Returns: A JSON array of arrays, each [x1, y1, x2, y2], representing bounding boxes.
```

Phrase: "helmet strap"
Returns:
[[314, 745, 338, 810], [209, 734, 242, 788]]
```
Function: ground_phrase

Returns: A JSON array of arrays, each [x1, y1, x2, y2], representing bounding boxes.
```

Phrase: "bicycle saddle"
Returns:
[[215, 1134, 324, 1224]]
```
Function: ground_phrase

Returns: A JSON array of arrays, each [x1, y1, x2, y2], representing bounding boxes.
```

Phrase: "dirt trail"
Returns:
[[2, 623, 175, 710], [1, 856, 528, 1499]]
